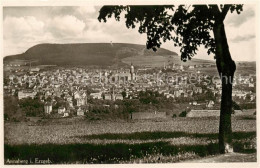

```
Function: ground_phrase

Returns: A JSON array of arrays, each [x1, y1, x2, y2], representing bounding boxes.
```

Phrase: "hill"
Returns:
[[3, 43, 177, 66]]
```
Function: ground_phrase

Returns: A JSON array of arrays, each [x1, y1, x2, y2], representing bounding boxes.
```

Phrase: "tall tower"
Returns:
[[85, 91, 88, 106], [130, 63, 135, 81], [111, 87, 115, 101]]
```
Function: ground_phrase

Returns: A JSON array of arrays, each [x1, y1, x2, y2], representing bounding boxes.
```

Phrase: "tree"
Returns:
[[98, 4, 243, 153], [121, 91, 127, 99], [179, 110, 187, 117]]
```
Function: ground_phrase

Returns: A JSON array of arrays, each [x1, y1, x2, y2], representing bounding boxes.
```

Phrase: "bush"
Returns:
[[4, 114, 9, 121], [172, 114, 177, 118], [179, 111, 187, 117]]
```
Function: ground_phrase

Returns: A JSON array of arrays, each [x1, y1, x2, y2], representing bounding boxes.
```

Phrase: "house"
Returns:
[[250, 94, 256, 101], [63, 111, 69, 117], [115, 94, 124, 100], [58, 107, 66, 114], [183, 93, 188, 97], [104, 94, 112, 100], [76, 98, 87, 106], [18, 90, 37, 100], [193, 87, 202, 94], [192, 101, 198, 106], [214, 79, 222, 89], [74, 90, 87, 99], [90, 92, 103, 99], [65, 95, 73, 101], [249, 83, 254, 88], [44, 102, 52, 114], [232, 90, 246, 99], [206, 100, 215, 108], [30, 68, 40, 72], [77, 108, 85, 116], [189, 65, 195, 69], [174, 90, 181, 97]]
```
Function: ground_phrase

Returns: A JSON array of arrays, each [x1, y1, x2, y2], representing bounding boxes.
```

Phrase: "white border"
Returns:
[[1, 0, 259, 168]]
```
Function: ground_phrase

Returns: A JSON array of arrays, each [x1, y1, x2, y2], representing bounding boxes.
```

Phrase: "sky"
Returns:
[[3, 5, 256, 61]]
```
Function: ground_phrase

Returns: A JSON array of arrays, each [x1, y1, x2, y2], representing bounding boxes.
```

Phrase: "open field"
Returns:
[[4, 116, 256, 164]]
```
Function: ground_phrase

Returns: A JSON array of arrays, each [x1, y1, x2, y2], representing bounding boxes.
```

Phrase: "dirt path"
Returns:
[[184, 153, 257, 163]]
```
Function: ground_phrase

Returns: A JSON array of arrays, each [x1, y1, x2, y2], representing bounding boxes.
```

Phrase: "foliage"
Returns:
[[98, 5, 243, 61], [240, 103, 256, 110], [4, 96, 19, 121], [179, 110, 187, 117], [18, 98, 44, 117], [232, 101, 241, 110], [121, 91, 127, 99], [138, 90, 160, 104]]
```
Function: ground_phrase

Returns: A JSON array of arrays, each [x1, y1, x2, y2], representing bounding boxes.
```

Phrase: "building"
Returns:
[[18, 90, 37, 100], [77, 108, 85, 116], [74, 90, 87, 106], [193, 87, 202, 94], [130, 63, 135, 81], [58, 107, 66, 114], [189, 65, 195, 69], [44, 102, 52, 114], [76, 98, 87, 106], [115, 94, 124, 100], [104, 94, 112, 100], [30, 67, 40, 72], [192, 101, 198, 106], [90, 92, 103, 99], [63, 111, 69, 117], [206, 100, 215, 108]]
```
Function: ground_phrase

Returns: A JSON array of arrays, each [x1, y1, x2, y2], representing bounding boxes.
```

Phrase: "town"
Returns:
[[3, 61, 256, 121]]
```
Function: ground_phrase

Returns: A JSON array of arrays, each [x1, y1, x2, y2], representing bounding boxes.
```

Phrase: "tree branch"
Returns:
[[221, 5, 231, 21], [209, 5, 221, 17]]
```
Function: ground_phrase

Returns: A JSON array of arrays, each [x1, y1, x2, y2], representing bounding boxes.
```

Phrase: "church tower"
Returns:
[[130, 63, 135, 81], [111, 87, 115, 101]]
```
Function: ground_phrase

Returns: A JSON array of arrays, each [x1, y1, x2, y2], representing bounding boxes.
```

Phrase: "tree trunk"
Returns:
[[213, 21, 236, 154]]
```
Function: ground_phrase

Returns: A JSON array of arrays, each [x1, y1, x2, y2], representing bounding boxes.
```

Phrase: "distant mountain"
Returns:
[[4, 43, 178, 66]]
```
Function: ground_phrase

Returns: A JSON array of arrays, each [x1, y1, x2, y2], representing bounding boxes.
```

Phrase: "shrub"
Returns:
[[179, 111, 187, 117]]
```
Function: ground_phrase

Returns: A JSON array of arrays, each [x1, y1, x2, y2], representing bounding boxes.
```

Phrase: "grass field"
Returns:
[[4, 116, 256, 164]]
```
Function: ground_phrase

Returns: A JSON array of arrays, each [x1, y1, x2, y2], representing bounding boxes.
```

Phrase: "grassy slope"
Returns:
[[3, 43, 176, 66], [4, 43, 255, 70]]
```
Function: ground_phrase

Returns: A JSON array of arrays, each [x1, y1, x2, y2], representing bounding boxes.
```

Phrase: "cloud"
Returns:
[[230, 34, 255, 43], [3, 16, 45, 39], [226, 6, 255, 27], [47, 15, 85, 38], [3, 16, 50, 56], [45, 6, 97, 22], [77, 6, 96, 15]]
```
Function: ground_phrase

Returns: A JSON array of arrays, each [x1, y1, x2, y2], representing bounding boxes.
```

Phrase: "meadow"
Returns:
[[4, 116, 256, 164]]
